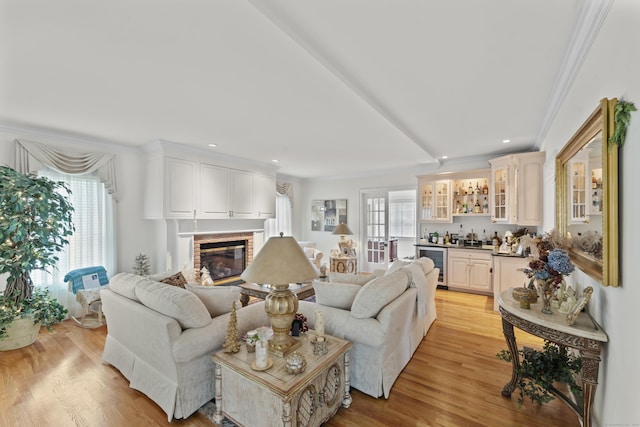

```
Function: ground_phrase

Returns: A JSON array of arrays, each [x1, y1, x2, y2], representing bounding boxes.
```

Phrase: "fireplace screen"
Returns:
[[200, 240, 246, 285]]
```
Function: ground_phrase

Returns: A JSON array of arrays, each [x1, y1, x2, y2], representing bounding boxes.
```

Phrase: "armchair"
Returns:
[[297, 241, 324, 268]]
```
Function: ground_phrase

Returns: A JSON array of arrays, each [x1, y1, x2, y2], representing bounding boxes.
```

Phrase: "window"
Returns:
[[264, 193, 292, 239], [388, 190, 416, 238], [30, 167, 115, 314]]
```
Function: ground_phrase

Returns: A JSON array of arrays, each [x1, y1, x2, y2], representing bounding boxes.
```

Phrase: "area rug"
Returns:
[[197, 400, 237, 426]]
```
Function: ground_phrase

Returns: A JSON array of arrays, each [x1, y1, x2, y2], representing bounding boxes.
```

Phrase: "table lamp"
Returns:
[[241, 233, 318, 356], [332, 223, 353, 256]]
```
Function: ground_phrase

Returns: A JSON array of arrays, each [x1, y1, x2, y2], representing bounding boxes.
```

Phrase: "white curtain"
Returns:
[[30, 167, 115, 316], [265, 193, 293, 239], [14, 139, 117, 314]]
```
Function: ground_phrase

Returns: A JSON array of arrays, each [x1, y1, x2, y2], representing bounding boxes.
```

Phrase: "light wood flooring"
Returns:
[[0, 290, 580, 427]]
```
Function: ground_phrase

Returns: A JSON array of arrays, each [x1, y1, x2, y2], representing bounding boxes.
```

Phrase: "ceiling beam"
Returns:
[[248, 0, 439, 166]]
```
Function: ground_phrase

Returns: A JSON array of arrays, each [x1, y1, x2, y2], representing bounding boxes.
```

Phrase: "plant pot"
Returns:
[[0, 317, 42, 351]]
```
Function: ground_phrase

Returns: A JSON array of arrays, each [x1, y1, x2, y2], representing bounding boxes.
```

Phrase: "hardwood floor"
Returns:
[[0, 290, 580, 427]]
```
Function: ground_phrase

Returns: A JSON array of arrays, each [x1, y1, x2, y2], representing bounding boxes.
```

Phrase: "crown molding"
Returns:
[[535, 0, 614, 147]]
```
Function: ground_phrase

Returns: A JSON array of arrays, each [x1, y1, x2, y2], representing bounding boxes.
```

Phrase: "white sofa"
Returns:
[[297, 257, 439, 398], [100, 273, 269, 421]]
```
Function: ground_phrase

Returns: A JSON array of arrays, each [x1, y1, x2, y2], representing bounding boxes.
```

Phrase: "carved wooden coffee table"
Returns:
[[239, 282, 315, 307], [211, 332, 351, 427]]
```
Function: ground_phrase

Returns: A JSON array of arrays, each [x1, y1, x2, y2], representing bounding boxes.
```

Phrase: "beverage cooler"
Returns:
[[416, 245, 447, 289]]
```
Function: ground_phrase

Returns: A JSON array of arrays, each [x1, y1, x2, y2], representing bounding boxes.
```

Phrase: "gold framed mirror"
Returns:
[[555, 98, 619, 286]]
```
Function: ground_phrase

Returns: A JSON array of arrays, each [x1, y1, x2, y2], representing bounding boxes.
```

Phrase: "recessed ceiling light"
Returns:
[[272, 159, 279, 163], [208, 144, 217, 148], [502, 139, 511, 144], [441, 155, 448, 159]]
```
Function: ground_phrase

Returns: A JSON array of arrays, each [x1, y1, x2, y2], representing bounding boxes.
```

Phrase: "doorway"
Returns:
[[361, 188, 416, 272]]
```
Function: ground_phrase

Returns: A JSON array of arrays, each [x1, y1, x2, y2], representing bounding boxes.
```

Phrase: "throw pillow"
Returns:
[[313, 280, 362, 310], [160, 272, 187, 288], [185, 284, 241, 317], [303, 247, 316, 258], [135, 279, 211, 329], [327, 272, 374, 286], [350, 270, 411, 319]]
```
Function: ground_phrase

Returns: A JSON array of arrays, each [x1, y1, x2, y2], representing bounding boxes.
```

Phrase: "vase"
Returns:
[[537, 281, 554, 315]]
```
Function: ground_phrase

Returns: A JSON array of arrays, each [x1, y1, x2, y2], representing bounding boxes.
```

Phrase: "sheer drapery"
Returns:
[[265, 193, 293, 239], [15, 139, 118, 198], [29, 169, 116, 317]]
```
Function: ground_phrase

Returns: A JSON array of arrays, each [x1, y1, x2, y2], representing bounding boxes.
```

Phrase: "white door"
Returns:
[[361, 192, 389, 272]]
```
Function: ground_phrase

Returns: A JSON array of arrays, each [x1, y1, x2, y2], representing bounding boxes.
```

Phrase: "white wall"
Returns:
[[538, 1, 640, 424]]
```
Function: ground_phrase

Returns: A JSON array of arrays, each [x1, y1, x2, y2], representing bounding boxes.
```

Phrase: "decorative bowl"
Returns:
[[284, 352, 307, 375], [512, 287, 538, 304]]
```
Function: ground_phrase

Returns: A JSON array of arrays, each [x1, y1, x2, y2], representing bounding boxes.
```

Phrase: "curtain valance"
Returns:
[[15, 139, 118, 198], [276, 182, 294, 207]]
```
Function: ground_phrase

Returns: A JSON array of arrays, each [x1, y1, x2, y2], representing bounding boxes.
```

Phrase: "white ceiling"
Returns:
[[0, 0, 613, 179]]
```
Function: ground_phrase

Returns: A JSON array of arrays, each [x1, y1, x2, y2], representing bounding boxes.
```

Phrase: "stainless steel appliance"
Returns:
[[416, 245, 447, 289]]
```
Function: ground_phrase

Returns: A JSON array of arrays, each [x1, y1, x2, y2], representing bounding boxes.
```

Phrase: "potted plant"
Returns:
[[496, 340, 583, 408], [0, 165, 74, 350]]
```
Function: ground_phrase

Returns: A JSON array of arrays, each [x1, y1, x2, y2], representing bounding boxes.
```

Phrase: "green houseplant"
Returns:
[[496, 340, 583, 408], [0, 165, 74, 347]]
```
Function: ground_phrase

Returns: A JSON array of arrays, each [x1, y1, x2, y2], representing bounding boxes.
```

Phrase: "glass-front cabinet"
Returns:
[[418, 178, 451, 222], [489, 157, 510, 223], [568, 154, 589, 223]]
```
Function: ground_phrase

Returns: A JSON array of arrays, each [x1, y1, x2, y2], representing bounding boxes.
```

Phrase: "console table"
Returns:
[[497, 290, 608, 427], [212, 332, 352, 426]]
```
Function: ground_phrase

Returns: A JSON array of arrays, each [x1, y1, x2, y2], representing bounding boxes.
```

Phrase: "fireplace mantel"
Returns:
[[178, 229, 264, 238]]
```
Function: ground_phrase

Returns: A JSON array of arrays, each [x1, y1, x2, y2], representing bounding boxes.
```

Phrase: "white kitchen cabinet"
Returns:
[[492, 255, 531, 310], [489, 151, 544, 226], [447, 248, 492, 294], [254, 174, 276, 218], [418, 177, 452, 223]]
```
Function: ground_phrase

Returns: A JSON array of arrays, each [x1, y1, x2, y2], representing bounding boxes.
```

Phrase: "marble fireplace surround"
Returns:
[[193, 231, 255, 284]]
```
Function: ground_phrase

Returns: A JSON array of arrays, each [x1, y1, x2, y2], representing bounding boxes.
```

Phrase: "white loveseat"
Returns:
[[100, 273, 269, 421], [297, 257, 439, 398]]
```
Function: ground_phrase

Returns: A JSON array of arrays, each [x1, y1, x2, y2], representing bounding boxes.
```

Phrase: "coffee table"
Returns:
[[211, 332, 352, 427], [239, 282, 315, 307]]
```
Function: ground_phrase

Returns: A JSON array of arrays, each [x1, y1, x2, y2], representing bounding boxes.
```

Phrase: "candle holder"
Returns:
[[311, 335, 328, 356]]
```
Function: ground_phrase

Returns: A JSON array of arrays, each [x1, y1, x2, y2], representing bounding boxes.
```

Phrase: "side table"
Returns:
[[212, 332, 352, 427], [330, 256, 357, 274], [497, 289, 608, 427]]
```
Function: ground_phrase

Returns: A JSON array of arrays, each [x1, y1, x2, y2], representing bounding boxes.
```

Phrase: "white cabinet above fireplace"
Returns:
[[143, 141, 276, 220], [199, 164, 262, 219]]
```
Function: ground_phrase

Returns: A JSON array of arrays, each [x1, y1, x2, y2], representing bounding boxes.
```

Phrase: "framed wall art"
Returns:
[[311, 199, 347, 232]]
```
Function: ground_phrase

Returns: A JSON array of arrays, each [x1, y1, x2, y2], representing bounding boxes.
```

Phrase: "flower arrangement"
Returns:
[[522, 231, 574, 314], [294, 313, 308, 333]]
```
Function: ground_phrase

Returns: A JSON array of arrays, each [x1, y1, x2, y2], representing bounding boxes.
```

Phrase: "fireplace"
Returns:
[[194, 232, 254, 286]]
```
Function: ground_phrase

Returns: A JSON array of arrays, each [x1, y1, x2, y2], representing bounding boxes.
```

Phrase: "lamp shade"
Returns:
[[241, 234, 318, 285], [332, 223, 353, 236]]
